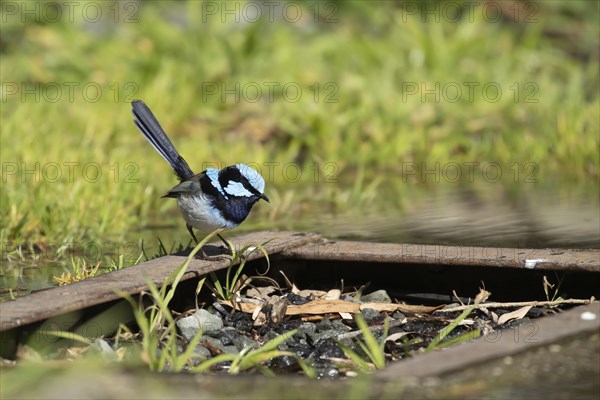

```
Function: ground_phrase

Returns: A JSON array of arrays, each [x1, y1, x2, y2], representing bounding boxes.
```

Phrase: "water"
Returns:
[[311, 187, 600, 249]]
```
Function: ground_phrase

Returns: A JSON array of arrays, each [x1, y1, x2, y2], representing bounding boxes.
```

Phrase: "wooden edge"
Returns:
[[0, 231, 321, 331], [376, 302, 600, 379], [282, 240, 600, 272]]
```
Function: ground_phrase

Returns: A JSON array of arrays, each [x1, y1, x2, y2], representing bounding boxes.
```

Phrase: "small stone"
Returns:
[[193, 344, 211, 360], [287, 293, 310, 305], [222, 345, 239, 354], [315, 338, 344, 359], [287, 342, 313, 358], [313, 330, 339, 342], [216, 327, 237, 346], [316, 318, 333, 332], [361, 290, 391, 303], [233, 314, 253, 333], [275, 320, 300, 333], [317, 366, 340, 379], [177, 315, 202, 342], [202, 336, 239, 355], [392, 311, 406, 321], [331, 319, 352, 332], [274, 354, 297, 370], [194, 309, 223, 336], [176, 309, 223, 342], [261, 330, 279, 342], [232, 335, 258, 351], [297, 322, 317, 342], [361, 308, 381, 321]]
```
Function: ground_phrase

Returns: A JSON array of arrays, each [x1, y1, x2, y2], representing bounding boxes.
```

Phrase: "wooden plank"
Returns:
[[2, 233, 597, 332], [283, 241, 600, 272], [0, 231, 321, 331], [377, 302, 600, 379]]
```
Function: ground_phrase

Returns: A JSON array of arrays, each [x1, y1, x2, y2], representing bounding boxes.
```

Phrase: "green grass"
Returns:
[[336, 314, 389, 372], [208, 239, 271, 301], [426, 289, 490, 351], [117, 229, 222, 372], [1, 1, 598, 255]]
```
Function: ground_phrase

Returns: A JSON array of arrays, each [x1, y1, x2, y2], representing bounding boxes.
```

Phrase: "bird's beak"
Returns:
[[260, 193, 270, 203]]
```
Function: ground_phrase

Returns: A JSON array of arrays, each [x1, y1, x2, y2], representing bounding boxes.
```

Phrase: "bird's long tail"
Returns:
[[131, 100, 194, 181]]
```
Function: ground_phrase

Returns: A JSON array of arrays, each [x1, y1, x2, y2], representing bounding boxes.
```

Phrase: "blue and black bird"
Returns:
[[131, 100, 269, 246]]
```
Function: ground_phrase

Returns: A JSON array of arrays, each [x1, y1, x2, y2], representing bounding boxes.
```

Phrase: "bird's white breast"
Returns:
[[176, 192, 237, 232]]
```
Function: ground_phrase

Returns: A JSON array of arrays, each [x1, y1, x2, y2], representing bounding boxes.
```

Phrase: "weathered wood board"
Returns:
[[1, 232, 598, 332], [0, 231, 321, 331]]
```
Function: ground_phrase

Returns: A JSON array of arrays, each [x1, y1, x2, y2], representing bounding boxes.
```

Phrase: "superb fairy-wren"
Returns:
[[131, 100, 269, 246]]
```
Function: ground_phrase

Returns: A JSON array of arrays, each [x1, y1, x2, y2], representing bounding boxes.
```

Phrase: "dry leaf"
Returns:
[[385, 332, 411, 342], [497, 305, 532, 325], [221, 299, 442, 316], [339, 312, 353, 320]]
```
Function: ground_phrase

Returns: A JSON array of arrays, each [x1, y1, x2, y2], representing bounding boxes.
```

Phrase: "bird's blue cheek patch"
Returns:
[[223, 180, 253, 197], [206, 168, 227, 198]]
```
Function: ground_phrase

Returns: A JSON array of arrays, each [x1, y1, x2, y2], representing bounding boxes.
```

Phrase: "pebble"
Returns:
[[274, 354, 298, 370], [361, 308, 381, 321], [296, 322, 317, 342], [203, 336, 238, 354], [316, 318, 333, 331], [193, 344, 211, 360], [287, 293, 310, 305], [216, 327, 238, 346], [361, 289, 392, 303], [317, 366, 340, 379], [392, 311, 406, 320], [287, 342, 313, 358], [232, 335, 258, 351], [176, 309, 224, 342], [315, 338, 344, 359]]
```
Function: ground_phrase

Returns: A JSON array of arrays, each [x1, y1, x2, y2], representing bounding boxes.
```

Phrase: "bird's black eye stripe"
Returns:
[[219, 166, 261, 196]]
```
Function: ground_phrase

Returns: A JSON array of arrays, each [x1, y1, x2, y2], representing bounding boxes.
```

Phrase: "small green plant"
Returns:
[[143, 237, 191, 260], [336, 314, 388, 372], [116, 230, 312, 376], [40, 330, 93, 346], [426, 289, 490, 351], [53, 257, 102, 285], [191, 328, 315, 377], [106, 251, 144, 272], [543, 274, 566, 304], [208, 240, 271, 301], [117, 229, 222, 372]]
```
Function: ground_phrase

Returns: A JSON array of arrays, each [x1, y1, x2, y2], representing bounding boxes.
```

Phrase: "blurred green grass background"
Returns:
[[1, 0, 598, 256]]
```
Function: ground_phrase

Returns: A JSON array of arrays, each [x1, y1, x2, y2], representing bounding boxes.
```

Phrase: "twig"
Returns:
[[452, 289, 466, 306], [435, 298, 595, 313]]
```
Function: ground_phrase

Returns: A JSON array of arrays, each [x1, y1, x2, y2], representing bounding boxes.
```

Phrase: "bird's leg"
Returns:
[[186, 224, 209, 257], [217, 233, 231, 250], [186, 223, 199, 245]]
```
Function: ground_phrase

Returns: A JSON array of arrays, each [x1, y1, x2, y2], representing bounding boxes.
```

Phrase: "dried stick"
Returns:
[[435, 297, 595, 313]]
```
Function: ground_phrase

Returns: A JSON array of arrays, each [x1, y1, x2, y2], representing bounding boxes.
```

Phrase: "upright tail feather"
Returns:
[[131, 100, 194, 181]]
